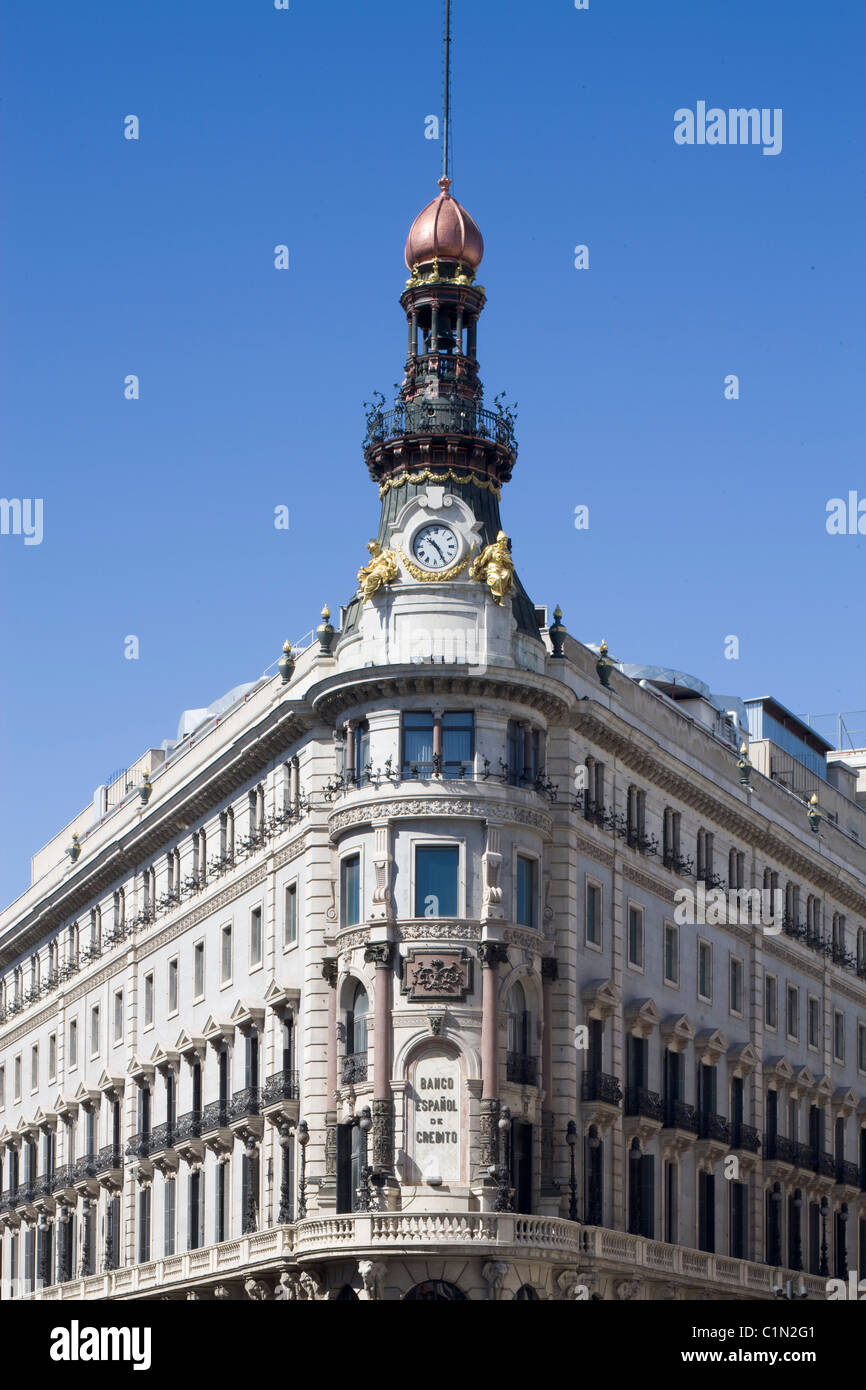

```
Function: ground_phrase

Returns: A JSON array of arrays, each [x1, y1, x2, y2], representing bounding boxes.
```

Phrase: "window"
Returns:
[[220, 924, 233, 984], [402, 710, 474, 778], [250, 906, 263, 968], [858, 1023, 866, 1073], [345, 981, 368, 1056], [765, 975, 778, 1030], [138, 1187, 151, 1263], [341, 854, 361, 927], [662, 808, 681, 867], [164, 1176, 176, 1257], [696, 829, 714, 882], [626, 786, 646, 847], [284, 883, 298, 948], [113, 989, 124, 1044], [583, 756, 605, 818], [834, 1010, 845, 1063], [586, 880, 602, 947], [515, 855, 537, 928], [728, 849, 745, 891], [13, 1055, 21, 1101], [507, 982, 531, 1057], [193, 941, 205, 999], [0, 1065, 4, 1110], [144, 972, 154, 1027], [627, 905, 644, 970], [167, 957, 179, 1015], [90, 1004, 100, 1057], [414, 845, 459, 918], [663, 923, 679, 986], [729, 957, 743, 1016], [69, 1019, 78, 1069], [698, 941, 712, 1001], [808, 996, 820, 1050], [786, 985, 799, 1040], [30, 1044, 39, 1092]]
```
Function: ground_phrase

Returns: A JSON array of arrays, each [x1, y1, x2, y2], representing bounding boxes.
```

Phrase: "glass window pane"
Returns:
[[403, 713, 434, 774], [516, 856, 536, 927], [442, 712, 474, 771], [341, 856, 360, 926], [415, 846, 459, 918]]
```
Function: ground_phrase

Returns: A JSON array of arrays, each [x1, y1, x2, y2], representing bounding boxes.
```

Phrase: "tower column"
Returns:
[[478, 942, 508, 1178], [365, 944, 395, 1181]]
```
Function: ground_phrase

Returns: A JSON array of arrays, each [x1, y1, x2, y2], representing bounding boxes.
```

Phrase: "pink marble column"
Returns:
[[480, 942, 508, 1099]]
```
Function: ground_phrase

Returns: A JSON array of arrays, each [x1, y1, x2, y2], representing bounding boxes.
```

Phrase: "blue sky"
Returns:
[[1, 0, 864, 907]]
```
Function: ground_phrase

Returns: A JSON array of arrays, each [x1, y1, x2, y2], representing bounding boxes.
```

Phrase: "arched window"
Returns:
[[345, 982, 368, 1057], [515, 1284, 540, 1300], [404, 1281, 467, 1301]]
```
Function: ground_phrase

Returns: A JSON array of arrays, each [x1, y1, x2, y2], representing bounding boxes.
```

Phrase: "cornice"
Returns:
[[1, 700, 314, 967], [308, 666, 571, 725], [328, 794, 554, 840]]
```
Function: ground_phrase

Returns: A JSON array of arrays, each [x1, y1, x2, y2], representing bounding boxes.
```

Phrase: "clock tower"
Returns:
[[339, 176, 543, 668]]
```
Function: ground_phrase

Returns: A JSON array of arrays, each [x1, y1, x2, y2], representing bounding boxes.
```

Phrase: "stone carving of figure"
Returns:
[[357, 540, 400, 602], [244, 1277, 271, 1300], [358, 1259, 388, 1301], [298, 1270, 323, 1301], [481, 1260, 509, 1301], [469, 531, 514, 605]]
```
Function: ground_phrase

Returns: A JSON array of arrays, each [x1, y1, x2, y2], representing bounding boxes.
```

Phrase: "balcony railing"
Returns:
[[72, 1154, 99, 1183], [175, 1110, 204, 1142], [625, 1087, 664, 1123], [663, 1099, 699, 1134], [731, 1123, 761, 1154], [835, 1159, 859, 1188], [813, 1149, 835, 1179], [0, 1188, 14, 1214], [697, 1112, 731, 1144], [506, 1053, 539, 1086], [363, 399, 517, 453], [51, 1164, 73, 1195], [581, 1070, 623, 1107], [200, 1102, 230, 1135], [228, 1087, 262, 1122], [342, 1053, 368, 1085], [96, 1145, 123, 1173], [763, 1133, 794, 1164], [262, 1071, 300, 1106], [125, 1131, 153, 1160], [146, 1122, 178, 1155]]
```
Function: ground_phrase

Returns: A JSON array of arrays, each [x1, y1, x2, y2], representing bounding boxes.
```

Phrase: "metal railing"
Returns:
[[663, 1099, 699, 1134], [731, 1123, 761, 1154], [364, 399, 516, 452], [580, 1071, 623, 1107], [262, 1071, 300, 1106], [505, 1053, 538, 1087], [625, 1087, 664, 1123], [697, 1113, 731, 1144]]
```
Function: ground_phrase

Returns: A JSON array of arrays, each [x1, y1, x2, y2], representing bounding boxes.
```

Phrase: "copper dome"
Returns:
[[404, 176, 484, 271]]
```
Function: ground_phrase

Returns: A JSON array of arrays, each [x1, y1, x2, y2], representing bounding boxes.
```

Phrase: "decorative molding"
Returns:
[[328, 798, 553, 838]]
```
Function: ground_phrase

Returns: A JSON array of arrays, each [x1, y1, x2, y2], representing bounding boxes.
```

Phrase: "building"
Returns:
[[1, 171, 866, 1304]]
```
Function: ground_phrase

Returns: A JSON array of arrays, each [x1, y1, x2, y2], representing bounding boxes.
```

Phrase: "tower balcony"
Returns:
[[364, 399, 515, 453]]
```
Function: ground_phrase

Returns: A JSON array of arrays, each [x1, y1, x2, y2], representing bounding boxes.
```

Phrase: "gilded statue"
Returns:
[[357, 540, 400, 602], [469, 530, 514, 605]]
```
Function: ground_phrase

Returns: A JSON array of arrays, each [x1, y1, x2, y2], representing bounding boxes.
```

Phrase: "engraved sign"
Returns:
[[402, 949, 471, 1001], [409, 1055, 462, 1184]]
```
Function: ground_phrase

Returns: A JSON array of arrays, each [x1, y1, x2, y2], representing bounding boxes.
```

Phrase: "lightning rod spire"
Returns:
[[442, 0, 452, 185]]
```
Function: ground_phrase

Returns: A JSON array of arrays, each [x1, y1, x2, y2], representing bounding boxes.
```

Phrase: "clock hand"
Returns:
[[429, 538, 446, 562]]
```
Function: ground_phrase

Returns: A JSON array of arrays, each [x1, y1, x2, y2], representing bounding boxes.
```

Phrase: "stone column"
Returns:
[[479, 942, 508, 1169], [431, 708, 444, 773], [320, 960, 338, 1203], [345, 722, 355, 781], [541, 958, 558, 1191], [365, 944, 394, 1176]]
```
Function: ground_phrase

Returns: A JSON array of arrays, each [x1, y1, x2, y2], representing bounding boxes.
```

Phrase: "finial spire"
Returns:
[[442, 0, 452, 184]]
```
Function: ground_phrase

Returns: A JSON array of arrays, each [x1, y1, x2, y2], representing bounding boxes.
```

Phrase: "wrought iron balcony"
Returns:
[[506, 1053, 539, 1086], [262, 1070, 300, 1106], [14, 1182, 36, 1208], [625, 1087, 664, 1123], [363, 398, 516, 453], [342, 1052, 368, 1085], [0, 1187, 15, 1214], [731, 1123, 761, 1154], [125, 1131, 153, 1160], [95, 1145, 123, 1173], [71, 1153, 100, 1183], [697, 1112, 731, 1144], [581, 1070, 622, 1107], [835, 1159, 859, 1188], [228, 1087, 262, 1122], [31, 1174, 55, 1200], [790, 1140, 815, 1170], [50, 1164, 74, 1194], [200, 1102, 230, 1135], [663, 1098, 699, 1134], [175, 1110, 204, 1142], [813, 1149, 835, 1179], [763, 1134, 792, 1164], [146, 1122, 177, 1155], [662, 849, 694, 876]]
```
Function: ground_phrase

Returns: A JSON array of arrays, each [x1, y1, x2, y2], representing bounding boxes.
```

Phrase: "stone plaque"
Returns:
[[409, 1054, 462, 1184], [402, 949, 472, 1001]]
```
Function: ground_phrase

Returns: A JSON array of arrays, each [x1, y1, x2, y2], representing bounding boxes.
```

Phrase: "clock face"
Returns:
[[412, 523, 459, 570]]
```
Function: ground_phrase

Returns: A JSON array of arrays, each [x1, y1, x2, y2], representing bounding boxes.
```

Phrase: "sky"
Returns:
[[1, 0, 864, 909]]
